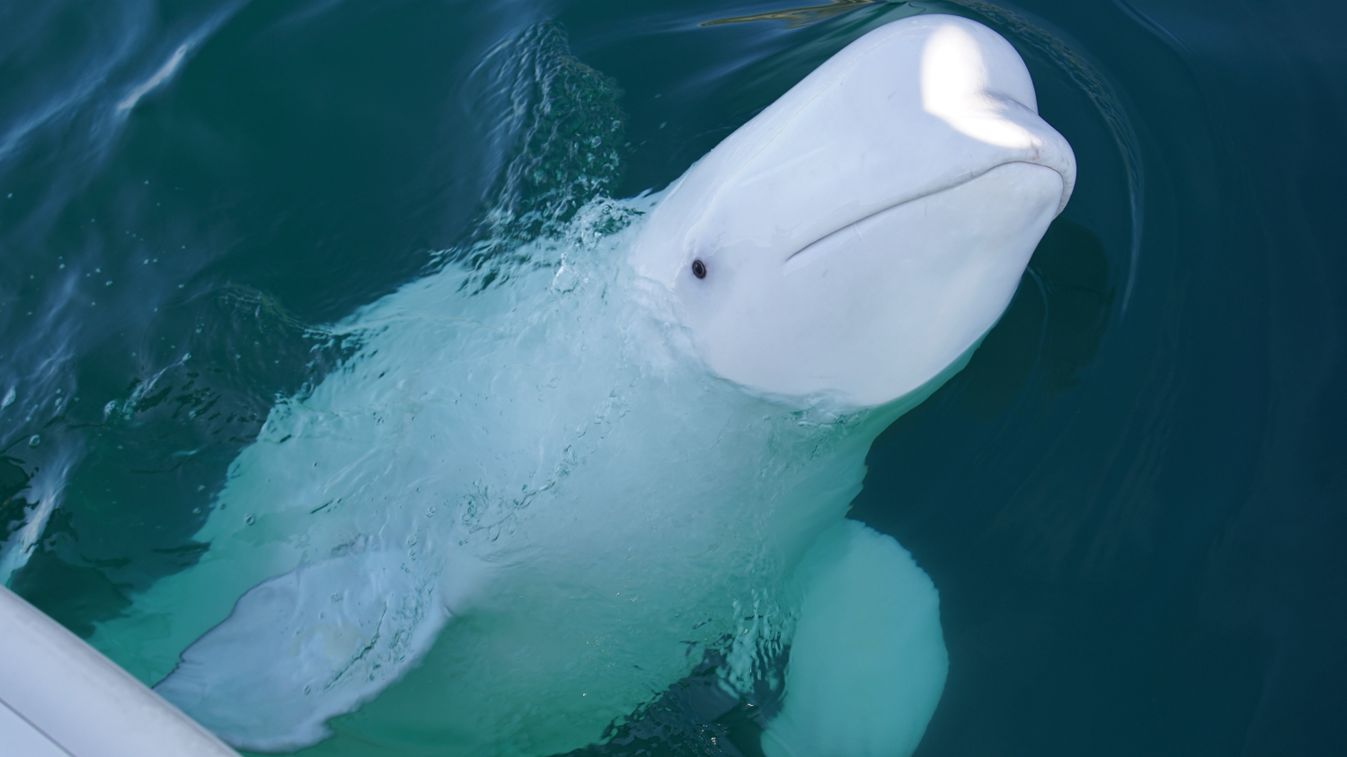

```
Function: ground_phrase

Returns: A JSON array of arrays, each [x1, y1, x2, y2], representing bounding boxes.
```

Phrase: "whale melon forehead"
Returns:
[[629, 15, 1076, 408]]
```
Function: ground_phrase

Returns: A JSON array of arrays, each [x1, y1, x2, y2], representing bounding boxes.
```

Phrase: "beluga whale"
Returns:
[[91, 14, 1075, 757]]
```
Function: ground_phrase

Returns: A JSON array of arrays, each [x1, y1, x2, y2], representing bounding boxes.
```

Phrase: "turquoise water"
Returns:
[[2, 1, 1344, 754]]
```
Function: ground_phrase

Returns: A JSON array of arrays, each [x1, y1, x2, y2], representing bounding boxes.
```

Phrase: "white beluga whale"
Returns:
[[90, 14, 1074, 757]]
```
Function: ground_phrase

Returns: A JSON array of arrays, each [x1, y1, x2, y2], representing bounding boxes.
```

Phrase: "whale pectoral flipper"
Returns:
[[154, 551, 450, 752], [762, 520, 948, 757]]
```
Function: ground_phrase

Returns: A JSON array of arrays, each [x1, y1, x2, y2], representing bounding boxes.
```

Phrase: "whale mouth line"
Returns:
[[783, 159, 1065, 268]]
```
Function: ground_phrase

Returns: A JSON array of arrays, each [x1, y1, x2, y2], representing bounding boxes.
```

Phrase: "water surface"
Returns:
[[2, 0, 1345, 754]]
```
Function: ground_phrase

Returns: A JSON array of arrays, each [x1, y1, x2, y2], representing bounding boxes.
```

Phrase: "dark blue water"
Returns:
[[2, 1, 1345, 754]]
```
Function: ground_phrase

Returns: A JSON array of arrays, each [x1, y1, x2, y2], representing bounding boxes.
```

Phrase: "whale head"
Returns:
[[629, 15, 1076, 408]]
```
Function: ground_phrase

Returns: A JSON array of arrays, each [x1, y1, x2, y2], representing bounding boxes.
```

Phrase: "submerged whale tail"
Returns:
[[763, 521, 947, 757]]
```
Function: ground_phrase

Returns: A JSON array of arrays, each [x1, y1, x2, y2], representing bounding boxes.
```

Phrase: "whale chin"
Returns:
[[707, 159, 1063, 408], [783, 160, 1066, 273]]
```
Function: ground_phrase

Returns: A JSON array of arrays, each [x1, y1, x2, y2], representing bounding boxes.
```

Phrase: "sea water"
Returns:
[[2, 1, 1345, 754]]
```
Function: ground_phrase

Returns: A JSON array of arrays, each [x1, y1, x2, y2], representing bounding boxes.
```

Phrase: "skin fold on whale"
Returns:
[[88, 14, 1075, 757]]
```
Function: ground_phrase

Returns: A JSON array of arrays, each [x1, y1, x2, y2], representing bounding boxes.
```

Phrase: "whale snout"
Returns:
[[910, 15, 1078, 216], [925, 92, 1077, 219]]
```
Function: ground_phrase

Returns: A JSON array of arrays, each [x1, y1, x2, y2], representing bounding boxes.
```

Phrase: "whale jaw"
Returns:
[[764, 159, 1064, 407], [628, 14, 1076, 409]]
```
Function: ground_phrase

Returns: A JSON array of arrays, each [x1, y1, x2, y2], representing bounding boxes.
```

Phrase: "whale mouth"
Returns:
[[783, 160, 1067, 270]]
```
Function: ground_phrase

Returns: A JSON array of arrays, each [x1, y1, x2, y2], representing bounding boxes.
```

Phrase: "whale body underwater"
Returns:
[[91, 15, 1075, 757]]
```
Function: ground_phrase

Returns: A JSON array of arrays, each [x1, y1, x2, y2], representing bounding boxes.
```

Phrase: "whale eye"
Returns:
[[691, 259, 707, 279]]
